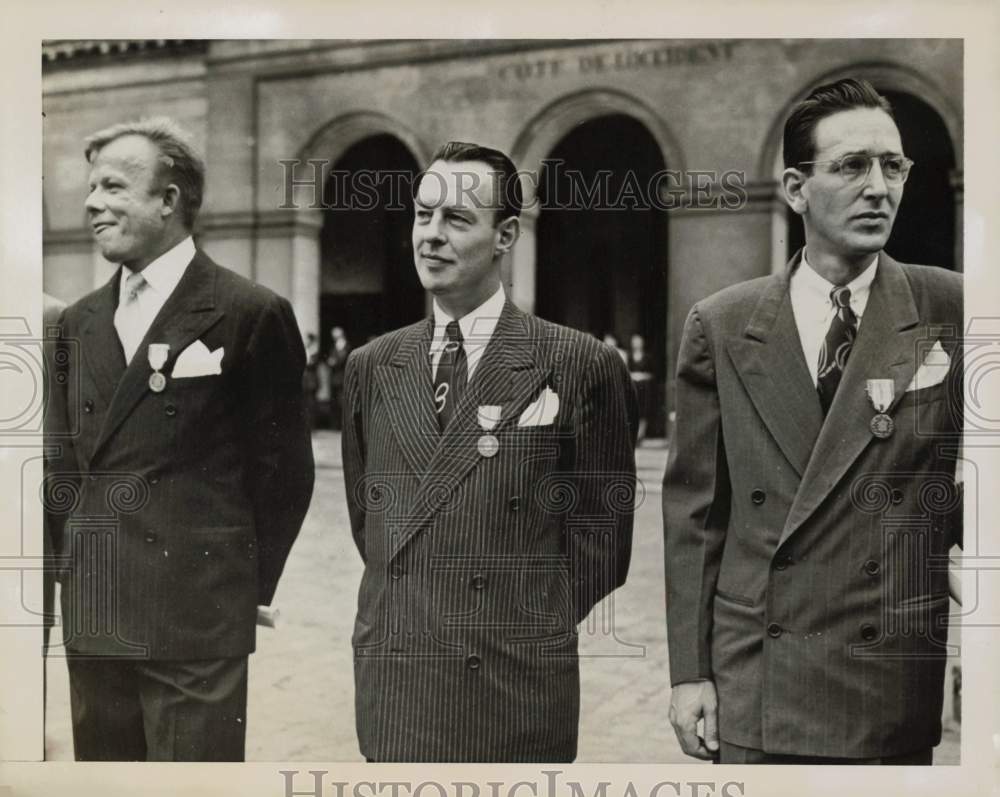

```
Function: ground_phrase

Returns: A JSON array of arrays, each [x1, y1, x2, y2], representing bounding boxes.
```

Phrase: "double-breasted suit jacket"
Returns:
[[48, 250, 314, 660], [342, 300, 638, 762], [664, 252, 962, 758]]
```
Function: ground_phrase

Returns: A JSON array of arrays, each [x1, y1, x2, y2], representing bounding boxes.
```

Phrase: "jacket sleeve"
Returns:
[[243, 294, 315, 605], [662, 305, 731, 685], [341, 349, 367, 562], [567, 343, 638, 624], [44, 308, 79, 583]]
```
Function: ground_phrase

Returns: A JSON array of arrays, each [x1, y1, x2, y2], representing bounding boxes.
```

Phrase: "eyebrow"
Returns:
[[825, 147, 904, 158]]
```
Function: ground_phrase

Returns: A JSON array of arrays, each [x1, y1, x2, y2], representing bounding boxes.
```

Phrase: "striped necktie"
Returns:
[[816, 285, 857, 415], [433, 321, 468, 432]]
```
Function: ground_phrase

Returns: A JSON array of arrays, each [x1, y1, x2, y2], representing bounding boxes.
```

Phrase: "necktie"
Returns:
[[816, 285, 858, 415], [433, 321, 468, 432], [114, 272, 148, 365]]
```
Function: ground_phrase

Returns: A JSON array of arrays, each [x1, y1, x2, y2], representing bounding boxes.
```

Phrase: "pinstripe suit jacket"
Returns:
[[48, 250, 314, 660], [342, 300, 638, 762], [663, 252, 963, 758]]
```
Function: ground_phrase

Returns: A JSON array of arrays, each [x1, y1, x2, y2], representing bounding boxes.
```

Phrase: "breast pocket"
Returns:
[[895, 380, 949, 409], [168, 374, 224, 391]]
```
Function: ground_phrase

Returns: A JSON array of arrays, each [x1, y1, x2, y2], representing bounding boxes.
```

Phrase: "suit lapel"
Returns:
[[79, 271, 127, 409], [388, 302, 547, 560], [726, 260, 823, 477], [91, 251, 225, 460], [374, 319, 439, 475], [780, 253, 921, 544]]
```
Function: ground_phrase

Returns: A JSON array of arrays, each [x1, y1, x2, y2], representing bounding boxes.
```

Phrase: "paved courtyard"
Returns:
[[44, 432, 960, 763]]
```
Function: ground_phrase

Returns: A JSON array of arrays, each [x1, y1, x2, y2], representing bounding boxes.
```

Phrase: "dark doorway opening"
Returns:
[[319, 133, 423, 353], [535, 114, 669, 437], [317, 134, 422, 429]]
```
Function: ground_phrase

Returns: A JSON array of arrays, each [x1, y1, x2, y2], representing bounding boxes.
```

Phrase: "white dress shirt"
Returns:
[[790, 252, 878, 386], [116, 236, 196, 356], [430, 285, 506, 383]]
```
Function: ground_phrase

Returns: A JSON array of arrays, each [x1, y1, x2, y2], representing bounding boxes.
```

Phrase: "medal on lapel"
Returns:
[[147, 343, 170, 393], [865, 378, 894, 438], [477, 405, 502, 458]]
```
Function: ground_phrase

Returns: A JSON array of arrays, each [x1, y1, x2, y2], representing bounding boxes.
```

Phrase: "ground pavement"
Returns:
[[44, 433, 959, 763]]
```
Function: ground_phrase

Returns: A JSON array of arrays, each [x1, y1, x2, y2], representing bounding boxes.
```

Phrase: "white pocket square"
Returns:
[[518, 386, 559, 427], [173, 340, 224, 378], [905, 340, 950, 392]]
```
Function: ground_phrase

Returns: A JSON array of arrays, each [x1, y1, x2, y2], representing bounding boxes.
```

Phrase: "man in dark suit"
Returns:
[[47, 117, 314, 760], [342, 141, 638, 762], [43, 291, 66, 654], [664, 78, 962, 764]]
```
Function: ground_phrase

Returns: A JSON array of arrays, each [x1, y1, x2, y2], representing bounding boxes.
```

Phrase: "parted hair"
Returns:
[[425, 141, 523, 222], [783, 78, 895, 170]]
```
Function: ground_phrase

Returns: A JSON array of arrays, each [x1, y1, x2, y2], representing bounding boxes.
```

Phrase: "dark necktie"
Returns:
[[816, 285, 858, 415], [433, 321, 468, 431]]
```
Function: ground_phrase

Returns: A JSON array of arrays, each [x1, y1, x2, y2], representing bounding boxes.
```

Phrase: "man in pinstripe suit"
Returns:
[[663, 79, 962, 764], [342, 142, 638, 762]]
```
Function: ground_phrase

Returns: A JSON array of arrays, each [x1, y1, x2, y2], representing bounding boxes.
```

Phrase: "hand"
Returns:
[[668, 679, 720, 760]]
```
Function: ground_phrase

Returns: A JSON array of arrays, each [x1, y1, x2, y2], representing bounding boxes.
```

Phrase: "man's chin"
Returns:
[[845, 233, 890, 257], [96, 246, 121, 264]]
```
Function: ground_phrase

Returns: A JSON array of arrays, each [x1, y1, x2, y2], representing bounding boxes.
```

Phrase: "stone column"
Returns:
[[663, 180, 778, 412], [253, 209, 322, 340], [199, 70, 257, 280]]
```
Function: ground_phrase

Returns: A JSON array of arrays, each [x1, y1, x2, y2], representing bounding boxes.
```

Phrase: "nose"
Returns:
[[417, 210, 446, 244], [861, 157, 889, 197], [84, 186, 104, 214]]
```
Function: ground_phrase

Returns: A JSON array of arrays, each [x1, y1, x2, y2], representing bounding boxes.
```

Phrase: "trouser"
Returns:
[[719, 740, 934, 765], [67, 655, 249, 761]]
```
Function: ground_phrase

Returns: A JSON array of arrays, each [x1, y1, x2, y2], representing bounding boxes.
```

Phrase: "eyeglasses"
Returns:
[[797, 153, 914, 185]]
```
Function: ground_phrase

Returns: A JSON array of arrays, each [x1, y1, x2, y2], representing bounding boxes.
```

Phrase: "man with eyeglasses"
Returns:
[[664, 78, 962, 764]]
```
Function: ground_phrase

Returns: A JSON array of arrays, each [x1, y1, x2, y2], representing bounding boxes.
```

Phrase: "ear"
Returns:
[[160, 183, 182, 220], [781, 168, 809, 216], [494, 216, 520, 257]]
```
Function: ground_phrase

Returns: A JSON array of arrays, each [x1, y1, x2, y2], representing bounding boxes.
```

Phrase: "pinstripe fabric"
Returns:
[[663, 251, 963, 758], [47, 251, 315, 661], [343, 300, 638, 762]]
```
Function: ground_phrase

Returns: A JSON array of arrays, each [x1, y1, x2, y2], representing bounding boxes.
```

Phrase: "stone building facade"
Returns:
[[42, 39, 962, 425]]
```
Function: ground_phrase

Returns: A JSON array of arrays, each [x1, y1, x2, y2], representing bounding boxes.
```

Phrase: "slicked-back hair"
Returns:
[[423, 141, 523, 223], [84, 117, 205, 230], [783, 78, 895, 170]]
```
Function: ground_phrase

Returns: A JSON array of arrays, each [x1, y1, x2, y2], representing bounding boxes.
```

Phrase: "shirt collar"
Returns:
[[120, 236, 196, 301], [797, 251, 879, 310], [432, 284, 506, 345]]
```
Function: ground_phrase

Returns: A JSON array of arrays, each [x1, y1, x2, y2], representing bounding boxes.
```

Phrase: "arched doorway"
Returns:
[[319, 133, 424, 349], [786, 90, 958, 270], [535, 113, 668, 435]]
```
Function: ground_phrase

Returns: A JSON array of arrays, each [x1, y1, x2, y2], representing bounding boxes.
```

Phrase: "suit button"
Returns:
[[83, 399, 94, 413], [471, 573, 486, 590], [751, 489, 766, 505], [165, 404, 177, 417], [766, 622, 782, 638], [508, 496, 520, 512], [890, 489, 904, 505], [863, 560, 881, 576], [774, 555, 791, 571], [144, 532, 157, 543], [465, 654, 481, 670], [390, 564, 404, 580], [860, 623, 878, 641]]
